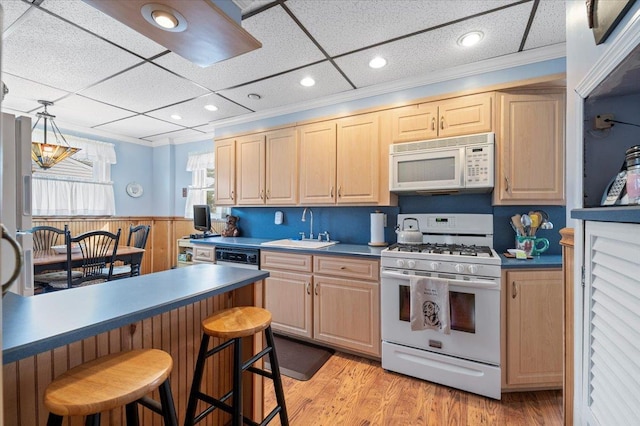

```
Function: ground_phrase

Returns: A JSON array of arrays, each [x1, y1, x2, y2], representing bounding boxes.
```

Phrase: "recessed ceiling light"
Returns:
[[300, 77, 315, 87], [457, 31, 484, 47], [170, 114, 182, 120], [204, 104, 218, 112], [141, 4, 187, 32], [369, 56, 387, 69], [247, 93, 261, 100]]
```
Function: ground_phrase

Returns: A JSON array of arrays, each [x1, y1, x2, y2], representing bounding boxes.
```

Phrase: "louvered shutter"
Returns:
[[583, 221, 640, 425]]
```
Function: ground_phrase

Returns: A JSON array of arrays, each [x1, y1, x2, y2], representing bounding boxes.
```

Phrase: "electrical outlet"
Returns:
[[595, 114, 614, 129], [182, 187, 187, 197]]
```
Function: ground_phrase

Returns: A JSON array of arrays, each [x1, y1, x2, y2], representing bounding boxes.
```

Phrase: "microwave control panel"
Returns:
[[464, 144, 494, 188]]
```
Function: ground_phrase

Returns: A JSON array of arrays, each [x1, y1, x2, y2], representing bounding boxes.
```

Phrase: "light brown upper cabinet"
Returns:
[[236, 128, 298, 205], [493, 91, 565, 205], [299, 113, 380, 205], [389, 92, 493, 143], [214, 137, 236, 206]]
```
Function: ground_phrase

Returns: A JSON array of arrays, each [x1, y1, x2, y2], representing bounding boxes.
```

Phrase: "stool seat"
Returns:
[[202, 306, 272, 339], [44, 349, 172, 417]]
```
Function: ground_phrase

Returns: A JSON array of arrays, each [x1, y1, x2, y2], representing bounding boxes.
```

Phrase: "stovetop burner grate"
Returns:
[[389, 243, 494, 257]]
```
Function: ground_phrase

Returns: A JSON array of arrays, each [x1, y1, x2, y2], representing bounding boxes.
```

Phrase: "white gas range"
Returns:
[[380, 213, 502, 399]]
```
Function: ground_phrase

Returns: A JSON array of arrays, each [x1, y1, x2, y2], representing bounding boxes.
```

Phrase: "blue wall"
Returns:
[[231, 195, 565, 255]]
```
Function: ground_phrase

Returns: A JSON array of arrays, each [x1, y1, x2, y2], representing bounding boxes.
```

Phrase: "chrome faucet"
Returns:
[[301, 207, 313, 240]]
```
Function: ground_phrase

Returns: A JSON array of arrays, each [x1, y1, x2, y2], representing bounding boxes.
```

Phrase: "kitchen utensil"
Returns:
[[536, 210, 549, 223], [395, 217, 423, 244], [520, 214, 531, 236], [541, 221, 554, 230], [511, 215, 526, 236], [528, 212, 542, 236]]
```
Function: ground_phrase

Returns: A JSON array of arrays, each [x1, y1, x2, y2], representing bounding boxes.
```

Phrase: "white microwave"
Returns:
[[389, 132, 495, 193]]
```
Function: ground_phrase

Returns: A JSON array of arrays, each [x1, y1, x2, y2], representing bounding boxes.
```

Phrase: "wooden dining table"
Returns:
[[34, 246, 145, 277]]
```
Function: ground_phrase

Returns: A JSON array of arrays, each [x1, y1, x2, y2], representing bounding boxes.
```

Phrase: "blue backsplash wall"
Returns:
[[231, 192, 566, 255]]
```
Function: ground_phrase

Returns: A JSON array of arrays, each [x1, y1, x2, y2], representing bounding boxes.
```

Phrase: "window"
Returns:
[[184, 151, 229, 219], [32, 130, 117, 216]]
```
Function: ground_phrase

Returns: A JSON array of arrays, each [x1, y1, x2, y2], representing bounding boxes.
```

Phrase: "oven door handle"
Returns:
[[381, 270, 499, 290]]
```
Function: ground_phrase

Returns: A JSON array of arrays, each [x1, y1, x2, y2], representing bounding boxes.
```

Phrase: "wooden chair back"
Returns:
[[128, 224, 150, 250], [32, 225, 67, 251], [65, 228, 121, 287]]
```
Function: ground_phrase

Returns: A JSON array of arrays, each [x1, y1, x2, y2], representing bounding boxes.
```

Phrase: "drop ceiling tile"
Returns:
[[1, 73, 70, 113], [524, 0, 566, 50], [286, 0, 521, 56], [0, 0, 32, 31], [2, 6, 143, 93], [41, 0, 166, 59], [335, 2, 533, 89], [144, 128, 208, 142], [146, 94, 252, 128], [153, 5, 325, 91], [52, 95, 136, 129], [218, 61, 353, 111], [79, 63, 209, 113], [94, 114, 184, 139]]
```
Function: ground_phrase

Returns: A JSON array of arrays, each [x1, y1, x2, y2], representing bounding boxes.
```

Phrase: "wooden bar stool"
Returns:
[[44, 349, 178, 426], [185, 306, 288, 426]]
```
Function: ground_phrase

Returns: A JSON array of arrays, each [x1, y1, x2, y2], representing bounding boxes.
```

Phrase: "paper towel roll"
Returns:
[[369, 212, 387, 247]]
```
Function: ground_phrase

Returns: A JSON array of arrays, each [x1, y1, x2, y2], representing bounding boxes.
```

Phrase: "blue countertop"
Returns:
[[498, 254, 563, 269], [2, 264, 268, 364], [572, 206, 640, 223], [191, 236, 387, 258]]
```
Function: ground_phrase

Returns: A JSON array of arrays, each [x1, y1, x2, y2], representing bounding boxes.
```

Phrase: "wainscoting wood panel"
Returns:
[[3, 293, 238, 425]]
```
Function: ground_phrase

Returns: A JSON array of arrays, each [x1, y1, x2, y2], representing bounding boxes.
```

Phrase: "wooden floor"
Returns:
[[264, 351, 562, 426]]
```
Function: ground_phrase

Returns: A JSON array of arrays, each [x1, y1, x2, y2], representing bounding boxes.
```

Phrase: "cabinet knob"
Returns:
[[440, 116, 445, 130], [231, 190, 235, 200], [260, 189, 265, 200], [330, 186, 334, 197], [338, 186, 342, 198], [512, 281, 518, 298], [314, 283, 319, 296], [431, 117, 436, 131], [505, 176, 510, 193], [306, 282, 311, 295]]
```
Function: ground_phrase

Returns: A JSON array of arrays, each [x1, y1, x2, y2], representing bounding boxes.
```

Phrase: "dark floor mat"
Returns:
[[265, 335, 334, 381]]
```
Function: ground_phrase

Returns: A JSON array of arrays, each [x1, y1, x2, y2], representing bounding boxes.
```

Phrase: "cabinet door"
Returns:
[[505, 269, 563, 387], [336, 113, 380, 204], [236, 133, 266, 205], [390, 104, 438, 143], [266, 128, 298, 205], [214, 138, 236, 205], [436, 92, 493, 138], [265, 270, 313, 339], [299, 121, 337, 204], [494, 92, 565, 205], [313, 275, 380, 357]]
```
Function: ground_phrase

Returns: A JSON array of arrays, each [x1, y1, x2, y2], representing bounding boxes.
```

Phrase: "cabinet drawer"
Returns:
[[314, 256, 379, 281], [193, 246, 215, 263], [261, 250, 313, 272]]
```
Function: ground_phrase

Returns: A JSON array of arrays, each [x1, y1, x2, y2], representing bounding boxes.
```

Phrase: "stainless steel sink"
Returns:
[[260, 239, 338, 249]]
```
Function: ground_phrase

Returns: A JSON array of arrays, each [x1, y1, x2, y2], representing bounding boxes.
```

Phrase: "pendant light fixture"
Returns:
[[31, 100, 80, 170]]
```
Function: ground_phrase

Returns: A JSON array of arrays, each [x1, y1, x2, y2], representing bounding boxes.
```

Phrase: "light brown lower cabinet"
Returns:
[[501, 268, 563, 390], [262, 251, 380, 357]]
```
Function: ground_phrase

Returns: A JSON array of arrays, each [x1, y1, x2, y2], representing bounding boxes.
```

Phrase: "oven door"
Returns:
[[381, 268, 500, 365], [390, 147, 464, 192]]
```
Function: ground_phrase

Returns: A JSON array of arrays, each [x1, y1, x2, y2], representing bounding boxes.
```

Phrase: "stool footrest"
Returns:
[[247, 366, 274, 380], [206, 338, 235, 358], [136, 395, 162, 415], [242, 346, 272, 371]]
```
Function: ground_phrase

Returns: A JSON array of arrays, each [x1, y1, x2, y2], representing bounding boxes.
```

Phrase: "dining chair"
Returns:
[[107, 224, 150, 280], [44, 229, 121, 290], [32, 225, 67, 251], [33, 225, 69, 286]]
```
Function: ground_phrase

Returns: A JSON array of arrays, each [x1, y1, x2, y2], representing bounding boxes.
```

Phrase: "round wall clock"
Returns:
[[126, 182, 143, 198]]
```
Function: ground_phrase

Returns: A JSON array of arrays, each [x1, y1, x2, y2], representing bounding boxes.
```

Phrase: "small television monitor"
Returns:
[[193, 205, 211, 234]]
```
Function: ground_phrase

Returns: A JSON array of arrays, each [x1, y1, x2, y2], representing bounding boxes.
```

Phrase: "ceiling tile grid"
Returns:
[[0, 0, 567, 143], [3, 6, 143, 93], [40, 0, 168, 59], [153, 5, 327, 92], [78, 62, 210, 113], [523, 0, 567, 50], [285, 0, 522, 56], [146, 93, 252, 127], [334, 2, 534, 89], [217, 61, 354, 111]]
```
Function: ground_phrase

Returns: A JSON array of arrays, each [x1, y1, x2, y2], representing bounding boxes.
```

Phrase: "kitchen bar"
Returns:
[[3, 264, 269, 424]]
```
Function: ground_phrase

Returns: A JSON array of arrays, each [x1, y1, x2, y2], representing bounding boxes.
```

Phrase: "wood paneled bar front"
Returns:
[[3, 264, 267, 425]]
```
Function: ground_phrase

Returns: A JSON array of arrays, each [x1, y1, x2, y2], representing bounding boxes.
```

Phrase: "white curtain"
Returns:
[[185, 152, 215, 218], [32, 178, 116, 216], [32, 131, 117, 216]]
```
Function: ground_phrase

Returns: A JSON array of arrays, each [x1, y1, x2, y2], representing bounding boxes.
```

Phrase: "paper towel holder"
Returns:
[[368, 211, 388, 247]]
